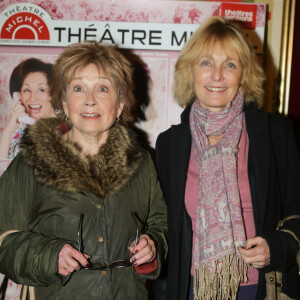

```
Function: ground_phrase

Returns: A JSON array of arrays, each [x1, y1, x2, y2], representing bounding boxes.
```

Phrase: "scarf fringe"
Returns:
[[194, 254, 247, 300]]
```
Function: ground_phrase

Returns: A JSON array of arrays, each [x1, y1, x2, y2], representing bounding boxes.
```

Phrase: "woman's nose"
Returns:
[[29, 91, 38, 102], [211, 66, 223, 81], [85, 92, 96, 106]]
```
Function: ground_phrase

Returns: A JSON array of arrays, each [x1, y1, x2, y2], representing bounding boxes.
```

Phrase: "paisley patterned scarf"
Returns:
[[189, 92, 247, 300]]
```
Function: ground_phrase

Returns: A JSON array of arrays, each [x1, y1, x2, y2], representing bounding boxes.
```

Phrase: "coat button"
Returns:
[[269, 276, 274, 282], [96, 204, 101, 209], [98, 237, 104, 243], [101, 271, 107, 276]]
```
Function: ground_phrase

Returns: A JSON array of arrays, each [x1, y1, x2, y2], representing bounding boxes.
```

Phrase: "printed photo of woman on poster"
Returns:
[[0, 58, 56, 159]]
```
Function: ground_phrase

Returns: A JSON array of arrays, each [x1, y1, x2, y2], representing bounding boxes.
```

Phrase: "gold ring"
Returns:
[[64, 265, 69, 270]]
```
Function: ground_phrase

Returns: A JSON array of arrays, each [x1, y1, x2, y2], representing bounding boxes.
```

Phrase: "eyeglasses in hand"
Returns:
[[77, 213, 139, 270]]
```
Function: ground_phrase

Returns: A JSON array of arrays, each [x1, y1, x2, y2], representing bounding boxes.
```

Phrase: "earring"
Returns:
[[116, 116, 120, 122], [65, 115, 72, 129]]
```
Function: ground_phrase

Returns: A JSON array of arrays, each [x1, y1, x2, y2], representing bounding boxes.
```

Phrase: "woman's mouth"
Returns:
[[206, 86, 227, 92], [28, 104, 42, 113], [80, 113, 100, 119]]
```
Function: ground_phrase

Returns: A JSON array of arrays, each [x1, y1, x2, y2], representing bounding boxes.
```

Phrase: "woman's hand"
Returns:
[[238, 236, 270, 269], [0, 101, 28, 159], [6, 100, 28, 132], [58, 244, 89, 276], [129, 234, 156, 266]]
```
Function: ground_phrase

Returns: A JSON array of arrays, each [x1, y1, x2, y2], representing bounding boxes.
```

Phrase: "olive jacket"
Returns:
[[154, 103, 300, 300], [0, 117, 167, 300]]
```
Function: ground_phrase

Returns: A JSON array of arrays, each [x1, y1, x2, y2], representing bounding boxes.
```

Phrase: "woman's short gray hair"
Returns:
[[50, 41, 135, 126]]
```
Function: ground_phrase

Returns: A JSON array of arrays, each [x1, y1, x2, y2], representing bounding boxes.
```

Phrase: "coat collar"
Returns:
[[180, 103, 192, 124], [20, 117, 143, 199]]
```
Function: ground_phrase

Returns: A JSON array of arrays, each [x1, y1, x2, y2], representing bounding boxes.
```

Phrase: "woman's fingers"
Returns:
[[238, 236, 270, 268], [58, 244, 89, 276], [130, 234, 156, 266], [7, 101, 27, 129], [128, 240, 136, 254], [11, 101, 26, 115]]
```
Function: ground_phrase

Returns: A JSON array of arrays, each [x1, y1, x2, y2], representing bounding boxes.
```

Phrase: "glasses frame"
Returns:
[[77, 213, 140, 270]]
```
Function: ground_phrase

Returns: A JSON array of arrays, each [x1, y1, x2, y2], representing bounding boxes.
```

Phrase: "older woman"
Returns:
[[0, 58, 56, 159], [0, 42, 167, 299], [155, 17, 300, 300]]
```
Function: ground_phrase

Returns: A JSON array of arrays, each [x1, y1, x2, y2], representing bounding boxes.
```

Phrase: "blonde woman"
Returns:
[[155, 17, 300, 300]]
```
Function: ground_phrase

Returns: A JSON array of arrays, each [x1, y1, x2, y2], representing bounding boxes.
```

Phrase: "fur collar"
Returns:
[[20, 117, 143, 199]]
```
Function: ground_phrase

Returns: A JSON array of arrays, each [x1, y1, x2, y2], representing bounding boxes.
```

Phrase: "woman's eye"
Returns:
[[74, 86, 82, 92], [200, 61, 210, 66], [38, 86, 49, 93], [22, 88, 30, 93], [99, 86, 108, 92], [226, 63, 236, 69]]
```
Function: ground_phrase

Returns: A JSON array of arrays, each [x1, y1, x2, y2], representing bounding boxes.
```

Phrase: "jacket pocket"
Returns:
[[265, 271, 296, 300]]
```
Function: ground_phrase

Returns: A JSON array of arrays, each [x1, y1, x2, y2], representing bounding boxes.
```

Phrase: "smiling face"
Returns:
[[193, 41, 244, 112], [21, 72, 54, 120], [63, 63, 124, 145]]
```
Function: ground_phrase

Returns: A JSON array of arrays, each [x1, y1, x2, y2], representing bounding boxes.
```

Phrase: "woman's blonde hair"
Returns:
[[50, 41, 135, 126], [174, 17, 265, 107]]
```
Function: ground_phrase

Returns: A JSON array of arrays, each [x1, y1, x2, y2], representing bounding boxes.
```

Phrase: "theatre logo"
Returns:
[[0, 3, 197, 50], [0, 3, 51, 45], [221, 3, 257, 30]]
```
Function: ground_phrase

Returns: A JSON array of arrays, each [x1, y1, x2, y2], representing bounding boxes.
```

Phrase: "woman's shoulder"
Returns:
[[244, 103, 293, 128], [156, 121, 190, 151], [0, 152, 34, 184], [157, 104, 191, 143], [20, 117, 63, 150], [245, 107, 299, 154], [246, 107, 292, 128]]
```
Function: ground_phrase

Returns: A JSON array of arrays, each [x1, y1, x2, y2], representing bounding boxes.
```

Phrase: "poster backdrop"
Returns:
[[0, 0, 266, 148], [0, 1, 265, 297]]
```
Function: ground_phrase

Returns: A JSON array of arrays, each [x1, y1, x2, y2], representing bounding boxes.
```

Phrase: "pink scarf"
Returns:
[[189, 92, 247, 299]]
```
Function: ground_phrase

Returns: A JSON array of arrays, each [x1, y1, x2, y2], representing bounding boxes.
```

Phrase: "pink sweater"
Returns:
[[185, 125, 258, 285]]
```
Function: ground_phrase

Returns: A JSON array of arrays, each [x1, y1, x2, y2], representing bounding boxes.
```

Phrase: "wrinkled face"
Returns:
[[63, 63, 124, 144], [21, 72, 53, 120], [193, 42, 244, 112]]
